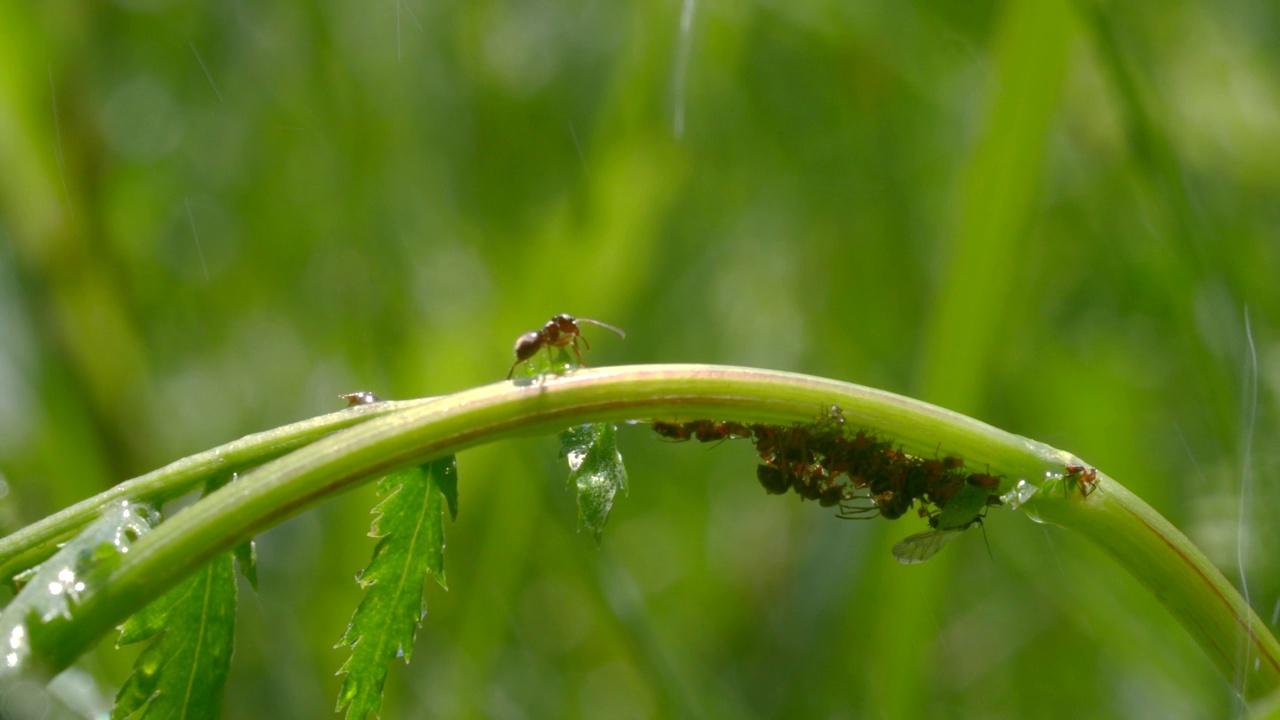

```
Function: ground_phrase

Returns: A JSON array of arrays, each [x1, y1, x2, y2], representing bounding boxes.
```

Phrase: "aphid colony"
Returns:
[[652, 409, 1007, 562], [652, 409, 1001, 525]]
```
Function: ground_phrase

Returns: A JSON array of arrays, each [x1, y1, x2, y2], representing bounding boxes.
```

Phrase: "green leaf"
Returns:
[[232, 540, 258, 592], [559, 423, 628, 542], [436, 462, 458, 523], [335, 456, 455, 720], [111, 552, 237, 720]]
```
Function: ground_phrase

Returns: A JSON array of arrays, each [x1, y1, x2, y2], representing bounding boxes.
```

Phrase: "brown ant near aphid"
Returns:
[[1064, 464, 1098, 497], [507, 314, 626, 379]]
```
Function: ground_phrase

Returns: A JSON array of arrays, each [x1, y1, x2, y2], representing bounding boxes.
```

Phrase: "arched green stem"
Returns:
[[0, 398, 437, 581], [9, 364, 1277, 701], [1022, 476, 1280, 701]]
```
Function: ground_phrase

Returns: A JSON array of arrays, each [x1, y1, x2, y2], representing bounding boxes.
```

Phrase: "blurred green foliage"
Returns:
[[1, 0, 1278, 717]]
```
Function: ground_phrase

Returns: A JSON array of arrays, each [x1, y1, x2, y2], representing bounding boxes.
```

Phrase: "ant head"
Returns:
[[550, 314, 578, 334], [513, 331, 545, 361]]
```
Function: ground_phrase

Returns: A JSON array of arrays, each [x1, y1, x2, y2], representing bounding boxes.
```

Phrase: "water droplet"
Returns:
[[0, 500, 158, 676], [1001, 479, 1039, 510]]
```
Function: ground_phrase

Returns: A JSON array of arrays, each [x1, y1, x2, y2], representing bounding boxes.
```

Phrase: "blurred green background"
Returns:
[[2, 0, 1279, 717]]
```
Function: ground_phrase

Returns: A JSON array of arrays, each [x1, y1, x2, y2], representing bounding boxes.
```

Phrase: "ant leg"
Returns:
[[568, 339, 587, 366]]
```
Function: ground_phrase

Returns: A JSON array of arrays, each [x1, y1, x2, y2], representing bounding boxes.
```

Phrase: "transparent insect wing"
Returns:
[[892, 529, 964, 564]]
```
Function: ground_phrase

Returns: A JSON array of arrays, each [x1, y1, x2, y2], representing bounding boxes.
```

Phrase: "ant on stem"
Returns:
[[339, 391, 382, 406], [1064, 464, 1098, 497], [507, 314, 626, 379]]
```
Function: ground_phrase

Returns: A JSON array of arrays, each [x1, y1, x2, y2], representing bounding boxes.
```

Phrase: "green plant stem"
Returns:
[[12, 364, 1278, 701], [0, 398, 434, 581], [1023, 476, 1280, 701]]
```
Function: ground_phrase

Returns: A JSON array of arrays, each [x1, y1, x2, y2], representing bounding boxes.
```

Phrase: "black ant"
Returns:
[[507, 314, 626, 379]]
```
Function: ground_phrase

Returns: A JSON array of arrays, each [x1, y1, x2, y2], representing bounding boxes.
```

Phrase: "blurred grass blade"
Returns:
[[560, 423, 628, 542], [335, 457, 455, 720], [111, 552, 236, 720]]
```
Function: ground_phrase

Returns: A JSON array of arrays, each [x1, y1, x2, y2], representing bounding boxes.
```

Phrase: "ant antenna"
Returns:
[[574, 317, 626, 339]]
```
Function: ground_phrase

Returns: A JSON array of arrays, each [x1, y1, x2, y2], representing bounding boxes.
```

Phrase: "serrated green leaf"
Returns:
[[436, 463, 458, 523], [111, 552, 237, 720], [559, 423, 628, 542], [335, 456, 455, 720]]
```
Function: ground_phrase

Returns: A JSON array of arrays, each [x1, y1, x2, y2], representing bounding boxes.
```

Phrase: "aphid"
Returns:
[[1064, 464, 1098, 497], [339, 391, 382, 406], [816, 478, 846, 507], [507, 314, 626, 379], [748, 424, 786, 463], [687, 420, 750, 443], [933, 484, 1001, 529], [966, 472, 1001, 490], [891, 484, 997, 564], [652, 419, 751, 443], [651, 421, 693, 441], [756, 464, 791, 495]]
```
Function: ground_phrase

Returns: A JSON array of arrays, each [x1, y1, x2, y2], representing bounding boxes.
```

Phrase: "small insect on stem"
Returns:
[[892, 484, 1000, 564], [1064, 464, 1098, 497], [507, 314, 627, 379], [339, 391, 382, 406]]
